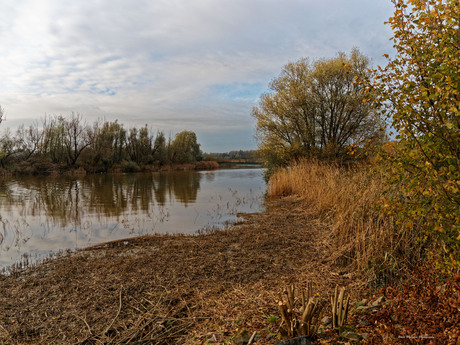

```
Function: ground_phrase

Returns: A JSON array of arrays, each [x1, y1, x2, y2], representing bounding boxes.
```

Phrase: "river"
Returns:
[[0, 168, 265, 271]]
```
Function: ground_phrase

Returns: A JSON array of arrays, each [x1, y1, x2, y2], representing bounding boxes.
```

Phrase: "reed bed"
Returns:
[[268, 159, 422, 284]]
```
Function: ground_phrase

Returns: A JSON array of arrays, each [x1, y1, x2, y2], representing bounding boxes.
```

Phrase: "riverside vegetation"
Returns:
[[0, 0, 459, 343], [256, 0, 459, 342], [254, 0, 459, 281], [0, 112, 218, 175]]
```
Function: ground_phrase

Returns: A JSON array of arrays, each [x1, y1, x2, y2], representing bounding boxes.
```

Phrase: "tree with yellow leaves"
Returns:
[[372, 0, 459, 268], [253, 49, 385, 174]]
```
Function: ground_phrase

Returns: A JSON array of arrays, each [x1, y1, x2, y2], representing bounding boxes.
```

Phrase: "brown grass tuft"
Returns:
[[268, 159, 422, 285]]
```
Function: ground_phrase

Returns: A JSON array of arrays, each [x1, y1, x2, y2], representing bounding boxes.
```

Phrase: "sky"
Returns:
[[0, 0, 395, 153]]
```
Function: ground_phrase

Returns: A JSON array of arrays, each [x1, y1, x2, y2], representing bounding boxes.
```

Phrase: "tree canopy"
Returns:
[[0, 114, 205, 174], [170, 130, 202, 164], [253, 48, 385, 169]]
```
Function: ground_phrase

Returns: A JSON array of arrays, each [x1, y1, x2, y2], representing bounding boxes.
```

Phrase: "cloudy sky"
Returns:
[[0, 0, 395, 152]]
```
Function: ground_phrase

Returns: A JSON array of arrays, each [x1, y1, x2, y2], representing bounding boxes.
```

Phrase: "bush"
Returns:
[[371, 0, 459, 270], [121, 160, 140, 173], [195, 160, 219, 170], [15, 156, 57, 175]]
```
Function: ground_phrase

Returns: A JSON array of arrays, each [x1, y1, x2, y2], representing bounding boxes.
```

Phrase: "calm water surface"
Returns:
[[0, 168, 265, 270]]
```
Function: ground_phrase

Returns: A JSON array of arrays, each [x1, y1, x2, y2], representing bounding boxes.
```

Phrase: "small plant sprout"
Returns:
[[267, 315, 280, 324]]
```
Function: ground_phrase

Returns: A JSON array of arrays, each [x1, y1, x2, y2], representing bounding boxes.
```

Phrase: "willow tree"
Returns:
[[253, 49, 385, 169], [372, 0, 459, 268], [170, 131, 202, 164]]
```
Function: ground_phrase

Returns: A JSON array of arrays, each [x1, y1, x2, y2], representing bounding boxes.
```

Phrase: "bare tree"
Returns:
[[16, 124, 43, 160], [64, 113, 91, 166]]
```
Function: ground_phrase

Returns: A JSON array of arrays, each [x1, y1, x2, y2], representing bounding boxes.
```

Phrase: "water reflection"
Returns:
[[0, 172, 204, 225], [0, 169, 264, 270]]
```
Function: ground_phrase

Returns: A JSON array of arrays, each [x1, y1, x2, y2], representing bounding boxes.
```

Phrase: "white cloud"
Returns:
[[0, 0, 395, 151]]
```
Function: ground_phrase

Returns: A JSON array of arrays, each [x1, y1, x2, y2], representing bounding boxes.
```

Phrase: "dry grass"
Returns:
[[267, 159, 422, 284]]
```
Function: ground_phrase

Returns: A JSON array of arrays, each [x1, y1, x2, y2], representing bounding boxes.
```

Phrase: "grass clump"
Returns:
[[267, 159, 423, 285]]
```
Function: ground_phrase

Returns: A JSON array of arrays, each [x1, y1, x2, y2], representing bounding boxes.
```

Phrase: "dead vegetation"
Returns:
[[360, 265, 460, 344], [267, 159, 422, 285], [0, 199, 364, 344], [276, 283, 325, 338]]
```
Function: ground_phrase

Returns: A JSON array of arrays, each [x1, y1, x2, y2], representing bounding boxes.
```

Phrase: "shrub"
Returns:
[[121, 160, 140, 173], [15, 156, 57, 175], [371, 0, 459, 270]]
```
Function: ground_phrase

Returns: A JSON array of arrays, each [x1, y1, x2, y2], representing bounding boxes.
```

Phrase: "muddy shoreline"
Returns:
[[0, 197, 369, 344]]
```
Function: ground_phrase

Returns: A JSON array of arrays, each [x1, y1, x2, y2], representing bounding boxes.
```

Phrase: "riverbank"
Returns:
[[0, 196, 365, 344], [0, 160, 220, 177], [0, 196, 458, 344]]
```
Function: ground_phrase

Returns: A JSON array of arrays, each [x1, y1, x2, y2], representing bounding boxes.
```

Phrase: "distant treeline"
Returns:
[[0, 113, 216, 175], [206, 150, 261, 162]]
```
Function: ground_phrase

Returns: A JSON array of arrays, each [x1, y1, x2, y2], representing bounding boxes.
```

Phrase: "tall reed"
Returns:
[[268, 159, 422, 285]]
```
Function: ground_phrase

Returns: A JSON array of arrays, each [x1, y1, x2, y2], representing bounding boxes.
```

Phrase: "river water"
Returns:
[[0, 168, 265, 270]]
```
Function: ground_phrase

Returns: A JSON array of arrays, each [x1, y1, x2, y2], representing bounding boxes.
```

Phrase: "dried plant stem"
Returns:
[[278, 297, 293, 338], [103, 285, 123, 335], [277, 283, 324, 338], [331, 285, 349, 328], [77, 315, 92, 335], [247, 331, 257, 345]]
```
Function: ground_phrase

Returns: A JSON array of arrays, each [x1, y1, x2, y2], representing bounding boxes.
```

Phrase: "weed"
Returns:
[[234, 317, 244, 325], [266, 315, 279, 324]]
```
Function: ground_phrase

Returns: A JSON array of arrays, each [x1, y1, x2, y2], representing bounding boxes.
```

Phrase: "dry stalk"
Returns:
[[77, 314, 93, 335], [330, 285, 349, 328], [247, 331, 257, 345], [268, 159, 406, 285], [0, 324, 11, 340], [72, 286, 194, 344], [103, 285, 123, 335], [277, 283, 324, 339]]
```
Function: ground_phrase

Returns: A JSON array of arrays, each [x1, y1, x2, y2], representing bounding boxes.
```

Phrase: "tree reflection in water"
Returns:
[[0, 171, 202, 225], [0, 169, 264, 271]]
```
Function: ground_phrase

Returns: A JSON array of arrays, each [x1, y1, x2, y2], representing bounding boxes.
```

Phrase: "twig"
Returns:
[[0, 324, 11, 338], [77, 314, 92, 335], [103, 285, 123, 335], [247, 331, 257, 345]]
